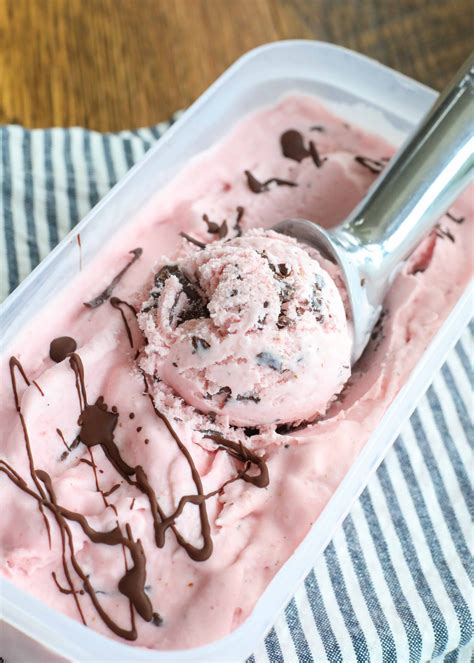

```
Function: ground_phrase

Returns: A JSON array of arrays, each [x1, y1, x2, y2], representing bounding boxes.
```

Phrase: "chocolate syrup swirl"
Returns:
[[84, 248, 143, 308]]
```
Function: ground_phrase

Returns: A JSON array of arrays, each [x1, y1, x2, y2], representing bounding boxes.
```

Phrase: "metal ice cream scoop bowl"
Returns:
[[275, 55, 474, 364]]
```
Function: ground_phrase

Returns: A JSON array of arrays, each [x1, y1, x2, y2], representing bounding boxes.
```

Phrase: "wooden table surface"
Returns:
[[1, 0, 472, 131]]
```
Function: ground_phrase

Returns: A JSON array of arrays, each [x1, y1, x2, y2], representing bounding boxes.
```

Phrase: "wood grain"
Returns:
[[0, 0, 472, 131]]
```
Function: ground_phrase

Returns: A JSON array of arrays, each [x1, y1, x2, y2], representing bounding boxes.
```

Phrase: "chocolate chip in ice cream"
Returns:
[[203, 214, 228, 239], [256, 351, 283, 372], [151, 265, 209, 324]]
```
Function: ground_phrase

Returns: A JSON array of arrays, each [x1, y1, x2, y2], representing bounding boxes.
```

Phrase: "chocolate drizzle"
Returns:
[[8, 358, 52, 548], [354, 156, 385, 175], [179, 232, 206, 249], [204, 434, 269, 489], [110, 297, 137, 349], [435, 225, 455, 243], [245, 170, 297, 194], [446, 211, 465, 224], [84, 248, 143, 308], [3, 335, 269, 641], [49, 336, 77, 363], [309, 141, 325, 168]]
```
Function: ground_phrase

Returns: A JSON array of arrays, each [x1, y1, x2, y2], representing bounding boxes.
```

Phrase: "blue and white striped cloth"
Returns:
[[0, 121, 472, 662]]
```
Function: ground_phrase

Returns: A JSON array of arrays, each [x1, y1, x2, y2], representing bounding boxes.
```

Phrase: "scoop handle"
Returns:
[[334, 53, 474, 282]]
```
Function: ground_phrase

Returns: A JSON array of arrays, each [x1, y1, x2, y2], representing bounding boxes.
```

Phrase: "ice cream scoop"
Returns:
[[139, 230, 352, 427], [275, 55, 474, 363]]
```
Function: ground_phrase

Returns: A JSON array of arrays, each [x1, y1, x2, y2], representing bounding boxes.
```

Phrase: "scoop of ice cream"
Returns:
[[138, 229, 352, 426]]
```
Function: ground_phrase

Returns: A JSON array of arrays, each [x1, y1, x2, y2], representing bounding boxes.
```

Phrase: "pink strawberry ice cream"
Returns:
[[0, 94, 472, 653], [139, 230, 352, 427]]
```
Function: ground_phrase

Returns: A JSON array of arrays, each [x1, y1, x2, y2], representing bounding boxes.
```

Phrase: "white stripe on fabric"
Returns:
[[448, 344, 473, 408], [30, 130, 55, 259], [0, 129, 10, 297], [408, 412, 471, 582], [350, 497, 412, 662], [388, 439, 465, 658], [47, 130, 69, 243], [433, 371, 471, 457], [400, 425, 466, 653], [274, 605, 301, 662], [69, 128, 97, 222], [371, 469, 436, 661], [7, 127, 32, 283], [107, 130, 133, 181], [416, 395, 471, 533], [317, 540, 360, 661], [329, 526, 383, 662], [293, 581, 327, 661]]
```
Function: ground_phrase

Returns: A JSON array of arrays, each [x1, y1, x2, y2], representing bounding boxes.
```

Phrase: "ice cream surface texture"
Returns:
[[139, 230, 352, 427], [1, 95, 472, 652]]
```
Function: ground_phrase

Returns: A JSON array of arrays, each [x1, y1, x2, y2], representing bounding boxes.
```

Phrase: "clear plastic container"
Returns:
[[1, 40, 472, 662]]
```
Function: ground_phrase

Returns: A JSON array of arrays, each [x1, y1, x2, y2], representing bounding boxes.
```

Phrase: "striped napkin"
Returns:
[[0, 121, 472, 663]]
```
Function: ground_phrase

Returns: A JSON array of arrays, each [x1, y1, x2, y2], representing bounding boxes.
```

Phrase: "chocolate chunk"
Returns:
[[236, 392, 261, 403], [280, 129, 310, 162], [277, 314, 293, 329], [234, 206, 244, 237], [192, 336, 211, 352], [279, 282, 295, 303], [278, 263, 291, 277], [256, 351, 283, 372], [151, 265, 209, 324], [310, 125, 325, 132], [309, 141, 326, 168], [49, 336, 77, 363], [213, 386, 232, 407], [244, 427, 260, 437], [152, 613, 163, 627], [203, 214, 228, 239]]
